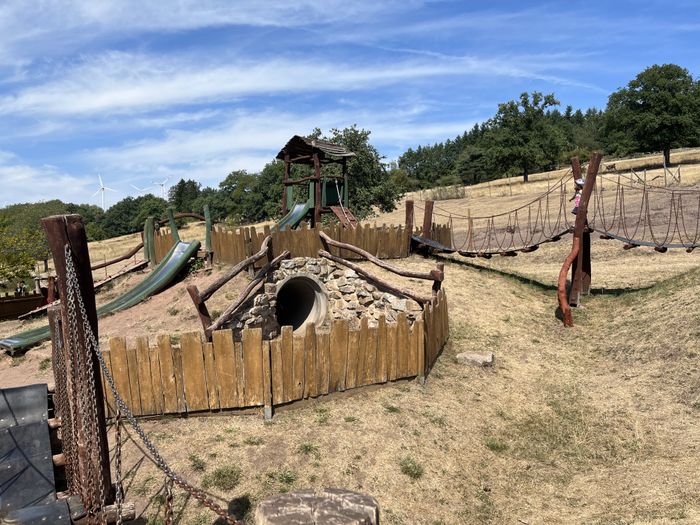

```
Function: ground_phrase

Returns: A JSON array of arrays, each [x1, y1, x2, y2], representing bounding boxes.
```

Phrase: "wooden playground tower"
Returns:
[[277, 135, 357, 227]]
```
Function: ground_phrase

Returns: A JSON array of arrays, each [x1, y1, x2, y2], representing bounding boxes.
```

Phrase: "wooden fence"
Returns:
[[153, 228, 176, 264], [211, 222, 452, 266], [101, 289, 449, 417]]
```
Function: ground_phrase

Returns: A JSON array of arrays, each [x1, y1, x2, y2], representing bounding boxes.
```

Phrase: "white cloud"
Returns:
[[0, 158, 93, 204]]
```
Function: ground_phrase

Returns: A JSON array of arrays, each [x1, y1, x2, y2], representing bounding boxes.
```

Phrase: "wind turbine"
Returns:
[[152, 177, 169, 199], [92, 174, 117, 211], [130, 183, 153, 194]]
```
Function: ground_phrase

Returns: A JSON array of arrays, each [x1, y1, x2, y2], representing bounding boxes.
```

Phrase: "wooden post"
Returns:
[[569, 155, 597, 306], [422, 200, 434, 239], [41, 215, 113, 508], [204, 204, 213, 269], [313, 153, 322, 226], [405, 200, 414, 252], [167, 207, 181, 243], [342, 157, 349, 208], [144, 217, 156, 266], [283, 154, 290, 215], [559, 153, 601, 325]]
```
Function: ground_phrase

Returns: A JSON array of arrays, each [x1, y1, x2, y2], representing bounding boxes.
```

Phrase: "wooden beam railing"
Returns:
[[187, 235, 275, 336], [90, 242, 144, 271]]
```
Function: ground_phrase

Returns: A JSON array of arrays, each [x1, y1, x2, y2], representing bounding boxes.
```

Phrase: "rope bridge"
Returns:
[[414, 168, 700, 256]]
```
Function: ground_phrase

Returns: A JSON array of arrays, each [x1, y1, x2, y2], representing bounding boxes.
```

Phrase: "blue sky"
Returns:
[[1, 0, 698, 208]]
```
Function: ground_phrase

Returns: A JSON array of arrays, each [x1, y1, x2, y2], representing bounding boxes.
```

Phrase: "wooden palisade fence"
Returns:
[[100, 289, 448, 418]]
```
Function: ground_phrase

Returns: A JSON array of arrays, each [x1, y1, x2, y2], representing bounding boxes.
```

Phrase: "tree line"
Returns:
[[397, 64, 700, 187]]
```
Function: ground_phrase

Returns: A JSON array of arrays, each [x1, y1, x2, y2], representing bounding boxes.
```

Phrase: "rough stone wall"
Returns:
[[227, 257, 422, 340]]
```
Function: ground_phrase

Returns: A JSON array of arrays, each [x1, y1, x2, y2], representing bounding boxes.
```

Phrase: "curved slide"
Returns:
[[0, 240, 201, 354], [277, 199, 313, 231]]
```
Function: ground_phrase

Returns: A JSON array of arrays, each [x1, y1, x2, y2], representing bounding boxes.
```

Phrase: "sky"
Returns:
[[1, 0, 699, 209]]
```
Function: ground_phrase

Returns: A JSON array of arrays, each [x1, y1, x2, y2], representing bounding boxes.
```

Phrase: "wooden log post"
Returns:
[[283, 154, 290, 215], [313, 153, 322, 227], [144, 217, 156, 266], [405, 200, 414, 253], [422, 200, 434, 239], [558, 153, 601, 325], [204, 204, 213, 269], [167, 207, 181, 243], [41, 215, 113, 509]]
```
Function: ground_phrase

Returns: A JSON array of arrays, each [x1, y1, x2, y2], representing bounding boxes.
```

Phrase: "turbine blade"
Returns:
[[98, 173, 103, 186], [91, 188, 101, 197], [104, 187, 117, 192]]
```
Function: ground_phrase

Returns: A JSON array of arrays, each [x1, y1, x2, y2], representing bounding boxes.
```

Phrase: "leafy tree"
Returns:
[[168, 179, 201, 212], [489, 92, 565, 182], [604, 64, 700, 165], [0, 228, 40, 282]]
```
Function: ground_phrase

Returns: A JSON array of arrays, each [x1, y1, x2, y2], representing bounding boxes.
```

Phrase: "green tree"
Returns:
[[0, 228, 40, 282], [604, 64, 700, 165], [489, 92, 565, 182], [168, 179, 201, 212]]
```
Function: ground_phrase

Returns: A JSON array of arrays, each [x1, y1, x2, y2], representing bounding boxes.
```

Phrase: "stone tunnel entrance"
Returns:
[[275, 275, 328, 332]]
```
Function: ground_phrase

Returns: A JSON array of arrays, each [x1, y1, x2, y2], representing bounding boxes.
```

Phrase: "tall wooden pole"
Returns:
[[558, 153, 602, 325], [41, 215, 113, 507], [405, 200, 414, 253], [283, 154, 290, 215], [422, 200, 434, 239], [313, 153, 322, 226]]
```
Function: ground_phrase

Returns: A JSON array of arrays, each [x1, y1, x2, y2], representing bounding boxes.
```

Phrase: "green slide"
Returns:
[[276, 199, 313, 231], [0, 240, 200, 354]]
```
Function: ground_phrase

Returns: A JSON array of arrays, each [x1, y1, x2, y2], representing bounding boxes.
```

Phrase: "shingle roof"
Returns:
[[276, 135, 356, 164]]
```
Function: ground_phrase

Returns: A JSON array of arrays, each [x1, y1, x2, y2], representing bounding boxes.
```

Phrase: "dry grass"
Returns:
[[107, 254, 699, 524]]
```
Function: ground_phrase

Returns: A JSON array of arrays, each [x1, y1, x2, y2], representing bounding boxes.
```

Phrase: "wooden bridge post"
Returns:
[[405, 200, 414, 253], [569, 156, 599, 305], [422, 200, 434, 239], [42, 215, 113, 510], [204, 204, 213, 269]]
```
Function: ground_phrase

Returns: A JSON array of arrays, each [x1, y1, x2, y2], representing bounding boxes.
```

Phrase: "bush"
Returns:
[[202, 465, 242, 491]]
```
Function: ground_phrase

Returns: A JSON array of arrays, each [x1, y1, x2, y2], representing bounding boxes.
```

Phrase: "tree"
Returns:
[[489, 92, 565, 182], [168, 179, 201, 212], [0, 228, 40, 282], [604, 64, 700, 165]]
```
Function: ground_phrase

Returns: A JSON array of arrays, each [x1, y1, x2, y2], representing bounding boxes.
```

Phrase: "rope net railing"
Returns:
[[413, 169, 700, 255]]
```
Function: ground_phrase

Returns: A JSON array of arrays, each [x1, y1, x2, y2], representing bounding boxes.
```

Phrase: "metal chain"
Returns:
[[63, 247, 241, 525], [114, 410, 123, 525], [164, 478, 174, 525]]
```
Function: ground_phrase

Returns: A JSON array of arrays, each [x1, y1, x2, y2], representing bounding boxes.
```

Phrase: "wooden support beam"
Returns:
[[405, 200, 414, 252], [90, 242, 144, 271], [313, 153, 322, 226], [206, 250, 291, 337], [422, 200, 434, 239], [42, 214, 113, 506]]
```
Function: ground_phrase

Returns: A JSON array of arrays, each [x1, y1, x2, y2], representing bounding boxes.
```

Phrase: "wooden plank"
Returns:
[[203, 342, 219, 411], [262, 341, 272, 418], [148, 341, 164, 415], [270, 338, 284, 405], [101, 349, 116, 417], [292, 332, 306, 401], [317, 332, 331, 396], [356, 317, 368, 386], [376, 316, 388, 383], [108, 338, 132, 411], [242, 328, 264, 406], [135, 337, 156, 416], [329, 319, 348, 392], [304, 324, 317, 399], [386, 321, 399, 381], [281, 326, 294, 403], [408, 320, 419, 377], [212, 330, 238, 409], [396, 313, 409, 378], [180, 332, 209, 412], [234, 341, 245, 405], [125, 344, 142, 416], [345, 324, 360, 389], [415, 319, 425, 382], [157, 334, 180, 414], [365, 319, 378, 385]]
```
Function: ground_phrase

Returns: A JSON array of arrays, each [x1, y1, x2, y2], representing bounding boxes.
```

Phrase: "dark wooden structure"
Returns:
[[277, 135, 355, 226]]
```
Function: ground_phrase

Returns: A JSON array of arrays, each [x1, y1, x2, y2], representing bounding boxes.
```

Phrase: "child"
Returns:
[[570, 178, 584, 214]]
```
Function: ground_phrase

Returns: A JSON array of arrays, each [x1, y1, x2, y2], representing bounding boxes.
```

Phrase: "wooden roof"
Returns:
[[276, 135, 355, 165]]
